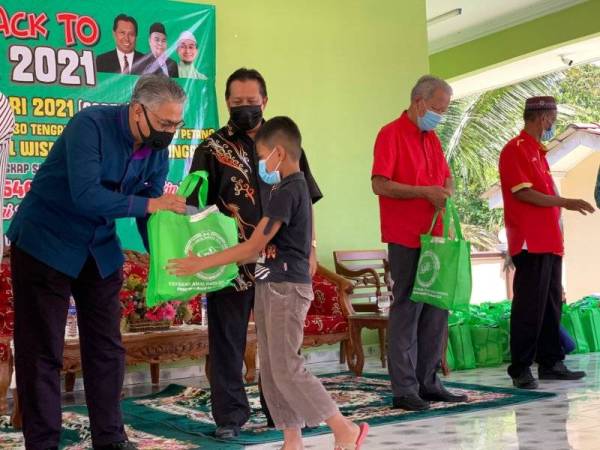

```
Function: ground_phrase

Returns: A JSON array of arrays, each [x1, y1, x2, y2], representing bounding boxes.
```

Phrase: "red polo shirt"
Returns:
[[371, 112, 451, 248], [499, 130, 563, 256]]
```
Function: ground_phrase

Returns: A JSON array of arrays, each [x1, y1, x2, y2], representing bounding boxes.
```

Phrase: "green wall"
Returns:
[[430, 0, 600, 81], [185, 0, 430, 266]]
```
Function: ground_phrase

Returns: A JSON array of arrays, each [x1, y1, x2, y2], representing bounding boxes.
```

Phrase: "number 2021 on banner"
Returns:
[[9, 45, 96, 86]]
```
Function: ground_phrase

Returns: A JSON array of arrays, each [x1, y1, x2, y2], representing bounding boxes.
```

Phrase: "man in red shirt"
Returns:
[[499, 96, 594, 389], [371, 75, 467, 411]]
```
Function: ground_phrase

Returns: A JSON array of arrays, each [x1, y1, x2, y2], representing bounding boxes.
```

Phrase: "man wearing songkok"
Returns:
[[499, 96, 594, 389]]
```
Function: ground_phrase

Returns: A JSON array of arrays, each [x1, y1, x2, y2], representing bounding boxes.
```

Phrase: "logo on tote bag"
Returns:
[[416, 250, 440, 288], [185, 231, 229, 281]]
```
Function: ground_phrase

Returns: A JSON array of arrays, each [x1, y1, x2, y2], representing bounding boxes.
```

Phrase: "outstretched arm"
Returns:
[[167, 217, 282, 276], [514, 188, 594, 215]]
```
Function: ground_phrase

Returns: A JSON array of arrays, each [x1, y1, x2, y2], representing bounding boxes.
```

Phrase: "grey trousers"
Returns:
[[255, 281, 339, 430], [387, 243, 449, 397]]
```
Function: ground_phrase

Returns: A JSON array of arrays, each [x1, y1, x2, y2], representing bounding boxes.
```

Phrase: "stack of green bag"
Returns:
[[480, 301, 512, 362], [467, 305, 506, 367], [446, 302, 510, 371], [444, 296, 600, 372], [562, 296, 600, 353]]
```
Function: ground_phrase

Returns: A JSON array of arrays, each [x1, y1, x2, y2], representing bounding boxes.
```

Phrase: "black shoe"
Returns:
[[539, 361, 586, 380], [215, 425, 240, 440], [420, 387, 468, 403], [511, 368, 539, 389], [94, 441, 137, 450], [392, 393, 430, 411]]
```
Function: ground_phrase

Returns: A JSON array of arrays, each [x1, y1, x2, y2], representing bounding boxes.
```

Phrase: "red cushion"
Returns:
[[0, 308, 14, 338], [0, 342, 9, 362], [311, 273, 343, 317], [304, 315, 348, 335]]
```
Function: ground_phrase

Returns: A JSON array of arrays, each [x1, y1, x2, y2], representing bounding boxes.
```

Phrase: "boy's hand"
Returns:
[[167, 252, 208, 276], [309, 247, 318, 277]]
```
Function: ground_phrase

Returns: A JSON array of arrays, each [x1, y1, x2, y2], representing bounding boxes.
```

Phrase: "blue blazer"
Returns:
[[8, 105, 169, 278]]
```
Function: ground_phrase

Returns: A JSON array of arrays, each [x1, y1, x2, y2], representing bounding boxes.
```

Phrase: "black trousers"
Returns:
[[206, 288, 254, 428], [11, 246, 126, 450], [508, 251, 564, 378], [386, 244, 448, 396]]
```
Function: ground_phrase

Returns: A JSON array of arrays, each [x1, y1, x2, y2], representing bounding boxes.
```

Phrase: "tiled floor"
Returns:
[[249, 353, 600, 450], [57, 352, 600, 449]]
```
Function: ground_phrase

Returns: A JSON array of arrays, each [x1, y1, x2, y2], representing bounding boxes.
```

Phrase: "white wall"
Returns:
[[561, 152, 600, 301], [471, 255, 510, 304]]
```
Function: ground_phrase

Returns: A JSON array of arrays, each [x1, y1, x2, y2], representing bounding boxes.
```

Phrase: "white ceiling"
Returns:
[[449, 34, 600, 98], [427, 0, 587, 53]]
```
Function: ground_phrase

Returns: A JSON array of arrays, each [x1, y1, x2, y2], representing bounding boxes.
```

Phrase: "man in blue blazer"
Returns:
[[8, 75, 187, 450]]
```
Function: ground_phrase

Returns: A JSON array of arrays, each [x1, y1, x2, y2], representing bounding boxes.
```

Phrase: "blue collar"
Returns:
[[119, 104, 136, 151]]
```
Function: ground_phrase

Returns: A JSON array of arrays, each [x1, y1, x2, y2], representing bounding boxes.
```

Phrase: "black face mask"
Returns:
[[230, 105, 263, 132], [137, 104, 176, 150]]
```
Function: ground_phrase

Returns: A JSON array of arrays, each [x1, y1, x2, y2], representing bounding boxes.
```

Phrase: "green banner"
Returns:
[[0, 0, 218, 250]]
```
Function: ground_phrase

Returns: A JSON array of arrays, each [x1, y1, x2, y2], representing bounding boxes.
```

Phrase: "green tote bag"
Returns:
[[470, 326, 505, 367], [448, 323, 476, 370], [446, 338, 456, 370], [146, 171, 239, 306], [561, 307, 590, 354], [411, 198, 472, 312], [580, 308, 600, 352]]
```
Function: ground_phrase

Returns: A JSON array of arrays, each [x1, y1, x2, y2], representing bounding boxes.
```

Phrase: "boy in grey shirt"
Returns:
[[168, 116, 368, 450]]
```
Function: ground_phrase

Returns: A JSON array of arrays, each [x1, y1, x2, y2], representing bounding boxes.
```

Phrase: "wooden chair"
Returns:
[[333, 249, 392, 367], [303, 264, 356, 368]]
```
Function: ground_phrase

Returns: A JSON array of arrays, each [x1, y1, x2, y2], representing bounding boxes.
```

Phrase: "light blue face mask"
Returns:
[[417, 109, 443, 131], [542, 124, 556, 141], [258, 148, 282, 185]]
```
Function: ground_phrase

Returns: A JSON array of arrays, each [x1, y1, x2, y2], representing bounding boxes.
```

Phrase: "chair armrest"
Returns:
[[316, 264, 355, 316], [383, 258, 393, 289], [334, 261, 382, 295]]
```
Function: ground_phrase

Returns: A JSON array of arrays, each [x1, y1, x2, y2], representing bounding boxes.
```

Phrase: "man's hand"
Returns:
[[309, 247, 318, 278], [562, 198, 595, 215], [147, 194, 187, 214], [167, 251, 208, 276], [422, 186, 451, 209]]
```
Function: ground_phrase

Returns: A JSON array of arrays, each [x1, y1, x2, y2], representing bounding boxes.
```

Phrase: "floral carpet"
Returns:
[[0, 372, 555, 449]]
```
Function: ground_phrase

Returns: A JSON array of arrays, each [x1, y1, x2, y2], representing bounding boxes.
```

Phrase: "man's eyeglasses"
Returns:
[[143, 105, 185, 130]]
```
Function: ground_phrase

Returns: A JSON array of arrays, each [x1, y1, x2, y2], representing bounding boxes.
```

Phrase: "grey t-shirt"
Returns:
[[255, 172, 312, 284]]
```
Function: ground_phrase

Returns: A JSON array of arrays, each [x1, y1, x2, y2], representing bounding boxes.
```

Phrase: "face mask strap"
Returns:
[[140, 104, 160, 138], [542, 112, 556, 131], [265, 147, 277, 162], [265, 147, 283, 171], [418, 99, 427, 118]]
